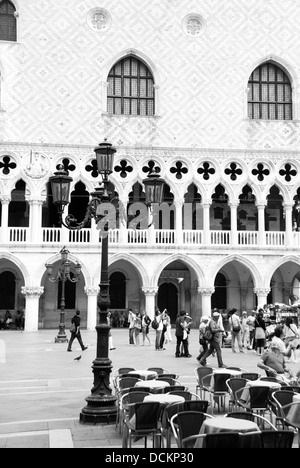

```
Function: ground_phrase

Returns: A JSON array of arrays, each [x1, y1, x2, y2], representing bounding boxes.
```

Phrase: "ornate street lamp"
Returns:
[[45, 247, 81, 344], [48, 139, 118, 424], [48, 141, 165, 424]]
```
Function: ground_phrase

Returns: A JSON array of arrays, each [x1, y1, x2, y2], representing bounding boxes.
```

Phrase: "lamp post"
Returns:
[[45, 247, 82, 344], [48, 141, 165, 424]]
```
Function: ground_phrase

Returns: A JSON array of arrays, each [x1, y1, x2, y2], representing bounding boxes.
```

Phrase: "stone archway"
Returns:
[[157, 282, 178, 323]]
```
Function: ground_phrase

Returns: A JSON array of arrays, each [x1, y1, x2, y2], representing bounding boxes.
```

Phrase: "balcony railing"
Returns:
[[0, 227, 297, 249]]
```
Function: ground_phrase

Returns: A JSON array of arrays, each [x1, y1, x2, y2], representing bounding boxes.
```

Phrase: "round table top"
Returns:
[[128, 370, 157, 379], [293, 394, 300, 402], [202, 417, 259, 433], [144, 394, 185, 404], [213, 369, 241, 377], [135, 379, 170, 388], [248, 380, 281, 389]]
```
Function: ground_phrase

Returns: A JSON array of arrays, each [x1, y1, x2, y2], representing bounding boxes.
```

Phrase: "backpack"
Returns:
[[203, 322, 213, 342], [151, 319, 159, 330]]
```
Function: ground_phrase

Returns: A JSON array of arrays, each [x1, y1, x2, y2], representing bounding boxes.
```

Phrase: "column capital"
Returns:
[[201, 199, 212, 208], [254, 287, 271, 296], [0, 195, 11, 203], [256, 201, 267, 209], [198, 287, 214, 296], [282, 202, 294, 210], [228, 201, 239, 209], [142, 287, 158, 296], [85, 286, 100, 296], [21, 286, 44, 297]]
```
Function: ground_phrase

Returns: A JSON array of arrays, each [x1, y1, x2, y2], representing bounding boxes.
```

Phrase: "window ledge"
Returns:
[[102, 112, 160, 119], [246, 118, 299, 123], [0, 40, 19, 45]]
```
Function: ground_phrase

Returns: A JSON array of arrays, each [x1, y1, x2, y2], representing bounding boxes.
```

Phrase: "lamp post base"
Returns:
[[55, 334, 68, 344], [80, 394, 117, 424]]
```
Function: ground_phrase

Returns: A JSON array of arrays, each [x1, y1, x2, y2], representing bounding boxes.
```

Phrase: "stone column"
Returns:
[[85, 286, 99, 330], [229, 201, 239, 246], [254, 287, 271, 308], [28, 199, 43, 243], [21, 287, 44, 332], [142, 287, 158, 321], [256, 203, 266, 246], [118, 197, 128, 245], [0, 196, 10, 243], [199, 287, 214, 317], [202, 200, 211, 245], [175, 200, 183, 244], [283, 202, 294, 247]]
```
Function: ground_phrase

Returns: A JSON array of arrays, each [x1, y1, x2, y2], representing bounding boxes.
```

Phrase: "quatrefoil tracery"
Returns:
[[0, 156, 17, 175]]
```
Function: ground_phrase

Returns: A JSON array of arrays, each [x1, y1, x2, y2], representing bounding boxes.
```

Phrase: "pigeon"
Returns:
[[74, 355, 82, 362]]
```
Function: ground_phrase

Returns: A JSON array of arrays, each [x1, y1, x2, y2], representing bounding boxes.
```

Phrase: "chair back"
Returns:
[[118, 376, 142, 390], [156, 376, 178, 385], [249, 386, 270, 410], [116, 367, 136, 376], [205, 431, 240, 448], [241, 373, 260, 381], [259, 377, 279, 383], [157, 373, 178, 380], [271, 390, 295, 417], [121, 392, 150, 419], [134, 402, 162, 431], [164, 385, 186, 393], [183, 400, 209, 413], [194, 367, 214, 387], [128, 386, 151, 393], [171, 411, 209, 444], [226, 378, 248, 400], [214, 373, 231, 393], [224, 411, 255, 421], [147, 367, 170, 374], [260, 430, 295, 448]]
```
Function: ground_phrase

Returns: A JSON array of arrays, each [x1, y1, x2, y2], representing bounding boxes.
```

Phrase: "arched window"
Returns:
[[0, 0, 17, 42], [107, 56, 155, 116], [248, 62, 292, 120]]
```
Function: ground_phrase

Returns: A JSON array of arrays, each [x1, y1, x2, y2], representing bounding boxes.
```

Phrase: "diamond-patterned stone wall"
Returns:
[[0, 0, 300, 151]]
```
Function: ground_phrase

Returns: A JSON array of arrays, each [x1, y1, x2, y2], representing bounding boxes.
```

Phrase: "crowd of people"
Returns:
[[0, 310, 25, 330]]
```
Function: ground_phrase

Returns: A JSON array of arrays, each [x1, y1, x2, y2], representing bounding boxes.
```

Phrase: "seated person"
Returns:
[[271, 326, 292, 359], [257, 342, 296, 385], [5, 310, 13, 329]]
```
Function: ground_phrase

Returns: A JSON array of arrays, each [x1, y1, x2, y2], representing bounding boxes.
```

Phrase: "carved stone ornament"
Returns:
[[87, 8, 112, 32], [21, 286, 44, 297], [24, 152, 48, 179], [182, 14, 207, 37]]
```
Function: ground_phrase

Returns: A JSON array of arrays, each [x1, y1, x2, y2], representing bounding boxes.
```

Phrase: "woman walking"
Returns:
[[141, 310, 151, 345], [254, 309, 266, 356]]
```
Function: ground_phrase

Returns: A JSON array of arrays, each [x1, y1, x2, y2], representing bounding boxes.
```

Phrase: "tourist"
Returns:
[[257, 342, 296, 384], [67, 310, 88, 352], [247, 310, 256, 350], [128, 308, 136, 345], [229, 308, 244, 353], [134, 311, 142, 346], [141, 310, 151, 345], [198, 311, 226, 368], [175, 310, 191, 358], [240, 311, 250, 349], [196, 316, 210, 364], [154, 309, 163, 350], [254, 309, 266, 356]]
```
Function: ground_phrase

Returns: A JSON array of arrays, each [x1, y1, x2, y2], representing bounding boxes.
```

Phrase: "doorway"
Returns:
[[157, 283, 178, 323]]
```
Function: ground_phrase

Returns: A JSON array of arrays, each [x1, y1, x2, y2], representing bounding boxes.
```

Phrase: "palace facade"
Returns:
[[1, 0, 300, 331]]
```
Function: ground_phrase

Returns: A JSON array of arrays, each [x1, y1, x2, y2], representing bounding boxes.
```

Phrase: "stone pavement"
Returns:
[[0, 328, 299, 448]]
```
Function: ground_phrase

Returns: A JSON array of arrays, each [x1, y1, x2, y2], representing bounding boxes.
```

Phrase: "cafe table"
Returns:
[[194, 416, 260, 448], [135, 379, 170, 391], [128, 369, 158, 380], [144, 394, 185, 405]]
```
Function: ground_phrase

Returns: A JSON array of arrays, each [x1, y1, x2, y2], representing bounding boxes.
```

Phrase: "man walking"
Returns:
[[67, 310, 88, 352], [198, 311, 226, 368]]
